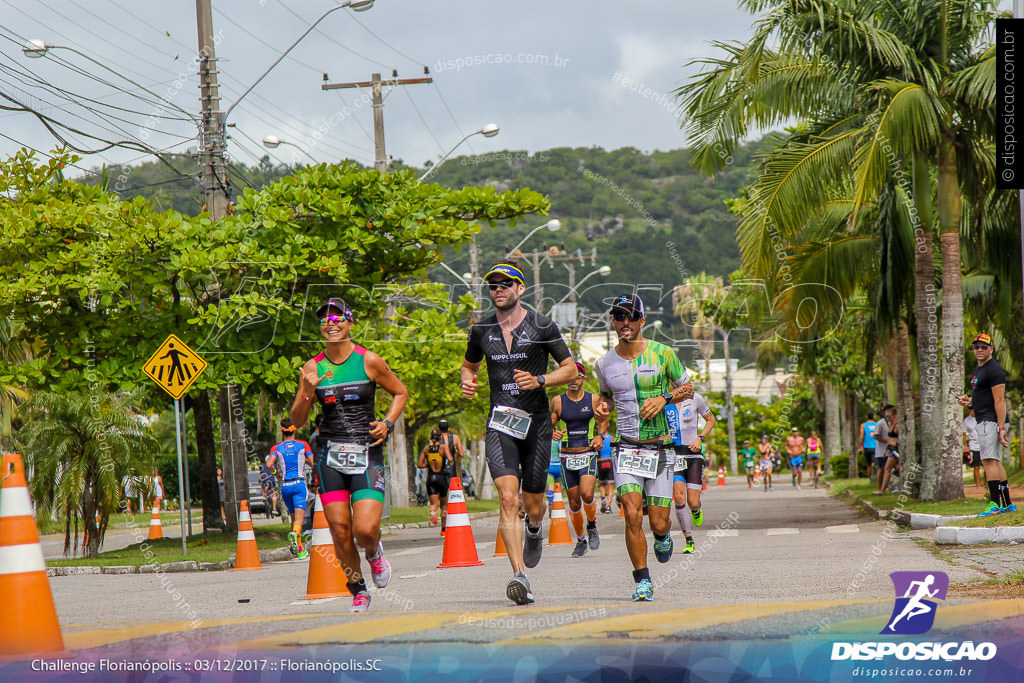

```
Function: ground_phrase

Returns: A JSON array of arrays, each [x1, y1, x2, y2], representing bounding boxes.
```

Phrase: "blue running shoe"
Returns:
[[977, 501, 1001, 518], [653, 535, 673, 563], [1000, 504, 1017, 514], [632, 578, 654, 602]]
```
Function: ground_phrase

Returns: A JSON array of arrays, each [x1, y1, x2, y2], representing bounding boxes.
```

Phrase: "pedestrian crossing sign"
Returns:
[[143, 334, 208, 399]]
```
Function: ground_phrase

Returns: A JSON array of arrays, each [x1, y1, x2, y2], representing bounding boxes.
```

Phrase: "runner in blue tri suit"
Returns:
[[266, 418, 314, 559]]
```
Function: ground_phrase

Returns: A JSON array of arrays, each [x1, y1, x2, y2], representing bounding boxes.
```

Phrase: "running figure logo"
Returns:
[[881, 571, 948, 635], [142, 334, 208, 400]]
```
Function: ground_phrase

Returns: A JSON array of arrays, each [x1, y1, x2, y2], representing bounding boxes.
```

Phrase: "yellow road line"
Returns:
[[217, 606, 613, 650], [821, 599, 1024, 635], [499, 600, 886, 645], [64, 613, 348, 650]]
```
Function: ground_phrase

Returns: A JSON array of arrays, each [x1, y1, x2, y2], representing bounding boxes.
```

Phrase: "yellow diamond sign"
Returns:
[[143, 334, 208, 400]]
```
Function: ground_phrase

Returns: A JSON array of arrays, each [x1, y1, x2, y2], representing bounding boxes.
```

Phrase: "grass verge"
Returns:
[[47, 524, 293, 567], [827, 478, 985, 517], [37, 509, 199, 536], [944, 510, 1024, 528], [385, 498, 501, 525]]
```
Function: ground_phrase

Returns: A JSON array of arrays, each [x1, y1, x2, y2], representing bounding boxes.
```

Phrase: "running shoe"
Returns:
[[692, 508, 703, 527], [872, 489, 884, 495], [1001, 504, 1018, 513], [653, 535, 673, 563], [977, 502, 1002, 518], [297, 548, 309, 560], [288, 531, 299, 557], [683, 536, 695, 554], [572, 538, 588, 558], [348, 591, 371, 613], [632, 578, 654, 602], [506, 572, 534, 605], [587, 524, 600, 550], [367, 542, 392, 588], [430, 505, 438, 525], [523, 524, 544, 568]]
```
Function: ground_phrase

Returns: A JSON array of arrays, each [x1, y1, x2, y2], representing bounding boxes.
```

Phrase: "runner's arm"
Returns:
[[417, 447, 428, 469], [591, 394, 609, 450], [993, 383, 1008, 445], [364, 351, 409, 446], [290, 359, 322, 428], [550, 396, 566, 441], [460, 359, 480, 398]]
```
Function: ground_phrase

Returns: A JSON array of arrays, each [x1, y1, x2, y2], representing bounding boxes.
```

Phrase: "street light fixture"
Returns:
[[552, 265, 611, 308], [419, 124, 501, 181], [504, 219, 561, 257], [262, 135, 318, 163]]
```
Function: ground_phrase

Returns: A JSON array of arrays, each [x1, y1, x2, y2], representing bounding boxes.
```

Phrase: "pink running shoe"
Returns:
[[367, 542, 391, 588], [348, 591, 371, 613]]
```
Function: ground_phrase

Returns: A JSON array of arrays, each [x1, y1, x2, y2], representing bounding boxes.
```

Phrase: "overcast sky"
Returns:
[[0, 0, 763, 177]]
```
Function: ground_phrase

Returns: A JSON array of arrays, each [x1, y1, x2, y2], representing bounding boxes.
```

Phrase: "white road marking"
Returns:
[[765, 528, 800, 536], [826, 524, 860, 534], [289, 597, 343, 606], [707, 529, 739, 537], [392, 547, 432, 556], [399, 570, 442, 579]]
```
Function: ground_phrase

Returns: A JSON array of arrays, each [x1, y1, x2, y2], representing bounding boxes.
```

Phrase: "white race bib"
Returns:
[[326, 441, 369, 475], [614, 445, 660, 479], [489, 405, 532, 440], [563, 451, 594, 471]]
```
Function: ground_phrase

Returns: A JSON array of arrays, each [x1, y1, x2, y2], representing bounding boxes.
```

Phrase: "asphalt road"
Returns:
[[38, 478, 996, 657]]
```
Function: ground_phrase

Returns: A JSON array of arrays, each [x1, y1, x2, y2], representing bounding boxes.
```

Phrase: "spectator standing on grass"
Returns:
[[962, 407, 983, 492], [871, 406, 893, 493], [957, 333, 1015, 516], [150, 468, 164, 510], [861, 412, 877, 481]]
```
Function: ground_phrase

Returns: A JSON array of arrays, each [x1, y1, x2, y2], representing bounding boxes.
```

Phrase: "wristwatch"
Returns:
[[660, 391, 673, 402], [383, 418, 395, 432], [536, 375, 546, 387]]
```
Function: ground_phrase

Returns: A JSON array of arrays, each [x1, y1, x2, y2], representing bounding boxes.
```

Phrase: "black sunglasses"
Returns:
[[611, 310, 642, 322], [488, 280, 516, 291], [972, 343, 991, 350]]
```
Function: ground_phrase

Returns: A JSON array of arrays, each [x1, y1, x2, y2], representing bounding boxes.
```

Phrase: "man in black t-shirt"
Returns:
[[957, 333, 1014, 515], [461, 259, 578, 605]]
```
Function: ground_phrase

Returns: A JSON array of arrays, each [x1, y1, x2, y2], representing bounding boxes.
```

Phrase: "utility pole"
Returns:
[[197, 0, 245, 534], [322, 69, 433, 172], [322, 69, 432, 505]]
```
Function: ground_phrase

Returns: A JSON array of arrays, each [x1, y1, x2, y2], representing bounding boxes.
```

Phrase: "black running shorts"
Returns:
[[485, 409, 552, 494]]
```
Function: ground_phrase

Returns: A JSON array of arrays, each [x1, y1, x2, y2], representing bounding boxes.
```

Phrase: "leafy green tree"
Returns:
[[16, 391, 158, 557]]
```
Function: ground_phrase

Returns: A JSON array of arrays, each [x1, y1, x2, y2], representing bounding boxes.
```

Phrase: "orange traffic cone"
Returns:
[[437, 478, 483, 568], [493, 527, 507, 557], [147, 504, 163, 540], [717, 466, 727, 487], [233, 500, 263, 571], [303, 494, 350, 599], [0, 453, 66, 658], [547, 483, 573, 545]]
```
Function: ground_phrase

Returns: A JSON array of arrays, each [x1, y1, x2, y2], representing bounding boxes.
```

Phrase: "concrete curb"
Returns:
[[888, 510, 975, 529], [934, 525, 1024, 545], [835, 487, 890, 520]]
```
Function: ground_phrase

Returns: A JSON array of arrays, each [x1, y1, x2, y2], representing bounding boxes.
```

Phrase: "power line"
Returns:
[[402, 86, 445, 156], [273, 0, 394, 70]]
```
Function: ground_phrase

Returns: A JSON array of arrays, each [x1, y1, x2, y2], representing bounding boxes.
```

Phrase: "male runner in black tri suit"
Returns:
[[551, 361, 608, 557], [461, 259, 578, 605]]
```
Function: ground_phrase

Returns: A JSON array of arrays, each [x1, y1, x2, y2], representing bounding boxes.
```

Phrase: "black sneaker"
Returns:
[[506, 572, 534, 605], [523, 524, 544, 568], [572, 538, 588, 557], [587, 524, 600, 550]]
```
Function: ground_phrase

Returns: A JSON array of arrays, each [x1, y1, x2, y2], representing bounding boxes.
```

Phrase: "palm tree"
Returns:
[[673, 273, 725, 390], [677, 0, 999, 500], [16, 390, 158, 557], [0, 318, 32, 449]]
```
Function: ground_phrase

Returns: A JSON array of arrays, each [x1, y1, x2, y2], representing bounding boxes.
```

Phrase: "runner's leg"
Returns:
[[495, 475, 526, 573]]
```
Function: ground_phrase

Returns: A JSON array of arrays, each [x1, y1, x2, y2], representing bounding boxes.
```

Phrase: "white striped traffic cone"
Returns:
[[147, 504, 163, 540], [547, 483, 573, 545], [233, 500, 263, 571], [304, 494, 351, 598], [437, 478, 483, 568], [0, 453, 66, 657]]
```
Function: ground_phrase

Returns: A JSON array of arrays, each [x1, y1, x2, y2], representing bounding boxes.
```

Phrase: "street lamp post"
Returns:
[[262, 135, 318, 164], [418, 124, 500, 182]]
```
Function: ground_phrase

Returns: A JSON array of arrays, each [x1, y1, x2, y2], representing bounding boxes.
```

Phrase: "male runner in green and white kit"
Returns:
[[741, 440, 757, 488], [595, 294, 693, 602]]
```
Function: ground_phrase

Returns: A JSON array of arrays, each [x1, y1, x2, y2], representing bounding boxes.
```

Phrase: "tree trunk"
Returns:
[[909, 154, 943, 501], [478, 437, 494, 499], [387, 415, 410, 507], [218, 385, 246, 534], [896, 319, 918, 496], [824, 383, 841, 468], [847, 393, 859, 478], [722, 329, 737, 474], [934, 139, 965, 501], [193, 389, 224, 530]]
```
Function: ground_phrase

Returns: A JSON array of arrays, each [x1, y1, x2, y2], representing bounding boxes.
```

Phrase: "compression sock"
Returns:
[[988, 480, 1001, 505], [570, 508, 585, 537], [583, 501, 597, 522], [1000, 481, 1013, 508], [632, 568, 651, 583], [675, 504, 692, 534], [347, 578, 367, 595]]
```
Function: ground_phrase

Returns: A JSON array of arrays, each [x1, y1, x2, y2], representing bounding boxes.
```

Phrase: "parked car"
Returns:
[[247, 471, 267, 514]]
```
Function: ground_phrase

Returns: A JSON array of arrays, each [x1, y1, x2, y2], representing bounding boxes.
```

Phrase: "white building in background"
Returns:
[[574, 331, 791, 404]]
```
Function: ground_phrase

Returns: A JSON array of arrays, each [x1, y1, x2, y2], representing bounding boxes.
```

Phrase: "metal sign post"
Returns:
[[173, 398, 187, 556]]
